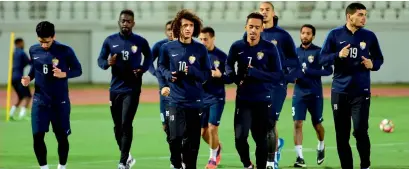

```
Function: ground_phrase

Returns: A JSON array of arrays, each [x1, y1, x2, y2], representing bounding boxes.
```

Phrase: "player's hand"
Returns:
[[339, 44, 350, 58], [108, 54, 117, 66], [161, 87, 170, 97], [21, 76, 31, 86], [133, 69, 143, 78], [171, 71, 178, 82], [52, 66, 67, 78], [184, 65, 189, 75], [361, 56, 373, 69], [211, 68, 222, 78]]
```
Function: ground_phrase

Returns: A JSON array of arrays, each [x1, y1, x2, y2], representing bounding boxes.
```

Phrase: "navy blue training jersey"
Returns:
[[158, 40, 212, 108], [203, 46, 229, 105], [226, 37, 283, 102], [150, 38, 171, 90], [98, 33, 153, 93], [12, 47, 30, 81], [28, 41, 82, 103], [320, 25, 384, 94], [294, 44, 333, 97]]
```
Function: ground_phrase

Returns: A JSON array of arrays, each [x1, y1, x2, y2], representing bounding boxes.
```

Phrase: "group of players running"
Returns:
[[16, 1, 383, 169]]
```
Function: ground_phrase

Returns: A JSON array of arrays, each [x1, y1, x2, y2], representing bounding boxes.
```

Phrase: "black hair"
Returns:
[[346, 2, 366, 16], [119, 9, 134, 18], [166, 20, 172, 26], [300, 24, 316, 36], [36, 21, 55, 38], [14, 38, 24, 45], [246, 12, 264, 24], [200, 27, 215, 37]]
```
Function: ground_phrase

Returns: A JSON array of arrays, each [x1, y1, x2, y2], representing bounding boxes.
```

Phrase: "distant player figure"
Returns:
[[21, 21, 83, 169], [158, 9, 211, 169], [10, 38, 32, 120], [320, 3, 384, 169], [198, 26, 229, 169], [226, 12, 283, 169], [292, 24, 333, 167], [97, 9, 153, 169], [258, 2, 302, 169]]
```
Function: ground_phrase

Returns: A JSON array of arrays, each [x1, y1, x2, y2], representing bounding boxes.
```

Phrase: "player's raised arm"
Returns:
[[225, 43, 239, 85], [319, 30, 339, 66], [157, 44, 173, 81], [65, 47, 83, 78], [247, 44, 283, 82], [367, 32, 384, 71], [283, 34, 302, 83], [186, 45, 211, 83], [97, 38, 111, 70], [140, 38, 153, 73]]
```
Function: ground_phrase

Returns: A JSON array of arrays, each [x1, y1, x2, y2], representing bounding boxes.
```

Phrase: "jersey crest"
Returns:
[[131, 45, 138, 53], [257, 51, 264, 60], [189, 55, 196, 64], [52, 58, 59, 67], [308, 55, 314, 63], [213, 60, 220, 68], [360, 41, 366, 50]]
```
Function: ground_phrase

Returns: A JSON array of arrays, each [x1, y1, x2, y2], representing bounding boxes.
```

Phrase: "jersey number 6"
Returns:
[[43, 64, 48, 74]]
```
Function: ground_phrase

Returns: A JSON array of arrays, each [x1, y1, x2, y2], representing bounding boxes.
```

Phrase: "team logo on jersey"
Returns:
[[213, 60, 220, 68], [271, 39, 278, 45], [360, 41, 366, 50], [188, 55, 196, 64], [52, 58, 59, 67], [131, 45, 138, 53], [257, 51, 264, 60], [308, 55, 314, 63]]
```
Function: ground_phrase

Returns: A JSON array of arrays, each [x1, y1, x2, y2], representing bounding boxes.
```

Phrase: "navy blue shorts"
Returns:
[[12, 80, 32, 100], [201, 100, 225, 127], [272, 84, 287, 120], [31, 97, 71, 135], [292, 94, 324, 125], [159, 91, 170, 125]]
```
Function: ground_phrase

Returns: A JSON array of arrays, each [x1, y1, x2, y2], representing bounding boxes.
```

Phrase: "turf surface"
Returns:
[[1, 97, 409, 169]]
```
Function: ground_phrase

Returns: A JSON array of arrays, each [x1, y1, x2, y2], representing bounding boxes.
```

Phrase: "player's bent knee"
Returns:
[[207, 124, 218, 134]]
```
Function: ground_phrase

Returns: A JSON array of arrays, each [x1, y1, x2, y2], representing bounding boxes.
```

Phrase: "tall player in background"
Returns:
[[22, 21, 83, 169], [198, 26, 229, 169], [10, 38, 32, 120], [258, 2, 302, 169], [158, 9, 211, 169], [97, 9, 153, 169], [320, 3, 384, 169], [292, 24, 332, 167]]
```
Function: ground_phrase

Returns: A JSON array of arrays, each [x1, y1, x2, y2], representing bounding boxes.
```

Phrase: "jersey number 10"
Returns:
[[178, 61, 186, 71]]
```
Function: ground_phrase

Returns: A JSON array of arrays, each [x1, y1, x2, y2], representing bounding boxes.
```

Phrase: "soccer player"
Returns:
[[292, 24, 333, 167], [149, 20, 173, 136], [158, 9, 211, 169], [21, 21, 82, 169], [258, 2, 301, 168], [10, 38, 32, 120], [226, 12, 283, 169], [320, 3, 384, 169], [198, 26, 229, 169], [97, 9, 153, 169]]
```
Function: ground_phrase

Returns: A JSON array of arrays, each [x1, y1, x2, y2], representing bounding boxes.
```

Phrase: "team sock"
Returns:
[[57, 164, 66, 169], [274, 151, 278, 162], [210, 145, 219, 161], [267, 161, 275, 167], [10, 106, 17, 117], [40, 165, 49, 169], [318, 141, 325, 150], [295, 145, 303, 158], [18, 107, 26, 118]]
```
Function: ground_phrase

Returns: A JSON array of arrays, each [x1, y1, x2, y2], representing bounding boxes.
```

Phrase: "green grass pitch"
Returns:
[[1, 97, 409, 169]]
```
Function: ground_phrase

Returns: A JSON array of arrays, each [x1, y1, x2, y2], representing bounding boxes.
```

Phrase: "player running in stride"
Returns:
[[258, 2, 302, 169], [10, 37, 32, 120], [97, 9, 153, 169], [22, 21, 83, 169], [227, 12, 283, 169], [292, 24, 333, 167], [198, 26, 229, 169]]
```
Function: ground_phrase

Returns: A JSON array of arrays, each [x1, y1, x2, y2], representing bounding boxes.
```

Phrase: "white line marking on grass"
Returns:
[[9, 142, 408, 169]]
